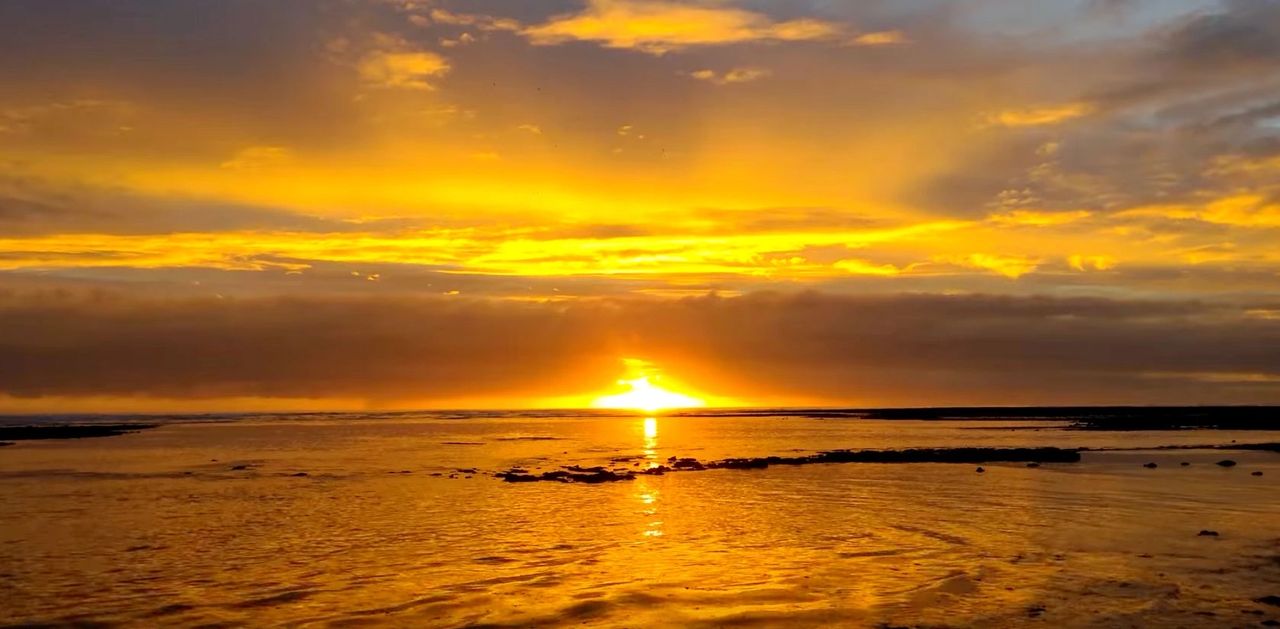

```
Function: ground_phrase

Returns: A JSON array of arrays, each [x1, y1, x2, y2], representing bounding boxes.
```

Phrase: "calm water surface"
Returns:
[[1, 413, 1278, 627]]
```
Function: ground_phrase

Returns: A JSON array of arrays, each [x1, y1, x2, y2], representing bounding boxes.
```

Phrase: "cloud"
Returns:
[[2, 290, 1278, 408], [832, 258, 901, 276], [947, 253, 1042, 279], [1068, 254, 1116, 271], [985, 102, 1095, 127], [1115, 195, 1280, 229], [687, 67, 771, 85], [521, 0, 843, 53], [219, 146, 293, 171], [988, 209, 1093, 227], [1161, 0, 1280, 71], [849, 30, 909, 46], [358, 50, 450, 90], [420, 8, 521, 33]]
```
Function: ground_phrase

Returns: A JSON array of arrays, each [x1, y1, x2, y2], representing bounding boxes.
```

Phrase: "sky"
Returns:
[[2, 0, 1280, 411]]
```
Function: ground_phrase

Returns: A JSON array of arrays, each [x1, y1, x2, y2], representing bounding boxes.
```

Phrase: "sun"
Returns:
[[590, 359, 706, 413]]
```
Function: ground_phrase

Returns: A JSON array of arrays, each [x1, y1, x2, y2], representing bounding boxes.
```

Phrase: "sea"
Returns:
[[1, 409, 1277, 627]]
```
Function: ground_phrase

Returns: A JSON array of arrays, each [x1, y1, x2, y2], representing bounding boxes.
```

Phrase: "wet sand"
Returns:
[[0, 412, 1278, 627]]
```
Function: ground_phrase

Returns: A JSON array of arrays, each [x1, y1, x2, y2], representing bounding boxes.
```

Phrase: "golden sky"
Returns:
[[2, 0, 1280, 411]]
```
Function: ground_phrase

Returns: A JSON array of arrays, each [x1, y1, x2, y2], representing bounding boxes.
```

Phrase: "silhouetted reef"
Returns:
[[496, 446, 1082, 483], [846, 406, 1278, 430], [0, 424, 158, 441], [1082, 443, 1280, 453]]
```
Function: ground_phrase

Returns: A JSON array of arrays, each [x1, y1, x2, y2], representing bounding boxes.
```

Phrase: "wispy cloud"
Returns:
[[849, 30, 909, 46], [686, 67, 771, 85], [522, 0, 842, 54], [985, 102, 1095, 127], [946, 253, 1042, 279], [358, 50, 450, 90], [988, 209, 1092, 227]]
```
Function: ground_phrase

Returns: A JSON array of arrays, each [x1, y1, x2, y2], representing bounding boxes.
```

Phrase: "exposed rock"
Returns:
[[230, 465, 251, 471], [1198, 530, 1220, 537], [1218, 460, 1238, 467], [1026, 462, 1040, 468], [710, 458, 769, 470], [0, 424, 160, 441], [1255, 595, 1280, 607], [493, 447, 1084, 485], [1252, 471, 1264, 476], [497, 472, 540, 483], [290, 472, 309, 477], [1181, 462, 1191, 466], [497, 467, 635, 484], [1143, 462, 1158, 468], [976, 467, 985, 473]]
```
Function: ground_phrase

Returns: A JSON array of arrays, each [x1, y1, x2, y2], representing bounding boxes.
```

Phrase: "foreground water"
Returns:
[[1, 412, 1278, 627]]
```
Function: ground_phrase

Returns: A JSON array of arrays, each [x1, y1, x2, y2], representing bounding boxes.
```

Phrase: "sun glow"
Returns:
[[591, 359, 706, 412]]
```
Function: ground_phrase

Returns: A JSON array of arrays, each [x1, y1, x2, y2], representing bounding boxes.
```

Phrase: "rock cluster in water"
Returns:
[[494, 447, 1082, 483], [0, 424, 159, 441]]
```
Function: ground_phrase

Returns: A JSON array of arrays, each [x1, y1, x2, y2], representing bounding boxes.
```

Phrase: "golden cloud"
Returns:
[[985, 102, 1095, 127], [522, 0, 843, 53], [687, 67, 771, 85], [988, 209, 1092, 227], [849, 30, 909, 46], [946, 253, 1042, 279], [358, 50, 450, 90]]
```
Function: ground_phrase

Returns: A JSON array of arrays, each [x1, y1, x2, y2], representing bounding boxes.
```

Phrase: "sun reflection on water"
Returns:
[[637, 416, 664, 538], [642, 416, 658, 466]]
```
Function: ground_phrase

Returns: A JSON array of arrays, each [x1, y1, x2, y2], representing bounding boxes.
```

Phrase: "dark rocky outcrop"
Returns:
[[493, 447, 1082, 484], [0, 424, 158, 441], [497, 468, 635, 484], [1217, 460, 1238, 467], [710, 458, 770, 470]]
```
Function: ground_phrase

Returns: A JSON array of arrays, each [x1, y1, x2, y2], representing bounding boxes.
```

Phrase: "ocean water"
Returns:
[[1, 411, 1278, 627]]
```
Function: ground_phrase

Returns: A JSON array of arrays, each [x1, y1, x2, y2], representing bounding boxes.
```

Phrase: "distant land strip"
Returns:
[[0, 424, 159, 441]]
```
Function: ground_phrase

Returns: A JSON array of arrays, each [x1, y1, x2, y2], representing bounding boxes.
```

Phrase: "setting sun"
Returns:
[[591, 359, 706, 412]]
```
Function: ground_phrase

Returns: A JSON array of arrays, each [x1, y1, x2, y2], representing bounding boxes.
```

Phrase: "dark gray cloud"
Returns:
[[1162, 0, 1280, 70], [0, 174, 362, 236], [1, 290, 1277, 406]]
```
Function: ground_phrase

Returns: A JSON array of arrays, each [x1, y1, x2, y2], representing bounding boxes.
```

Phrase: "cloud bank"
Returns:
[[1, 290, 1277, 409]]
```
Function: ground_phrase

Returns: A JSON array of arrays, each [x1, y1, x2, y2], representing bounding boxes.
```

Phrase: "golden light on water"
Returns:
[[590, 359, 706, 412]]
